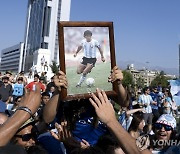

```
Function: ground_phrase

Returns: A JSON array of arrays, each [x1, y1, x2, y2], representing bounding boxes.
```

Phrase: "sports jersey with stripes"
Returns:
[[81, 39, 100, 58]]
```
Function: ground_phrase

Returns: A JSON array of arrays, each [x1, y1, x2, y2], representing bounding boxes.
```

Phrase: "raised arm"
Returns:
[[89, 88, 151, 154], [108, 66, 129, 107], [43, 71, 68, 123], [0, 85, 41, 146], [126, 108, 145, 115]]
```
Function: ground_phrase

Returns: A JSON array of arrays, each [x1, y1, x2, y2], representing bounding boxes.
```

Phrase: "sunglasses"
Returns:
[[154, 123, 172, 131], [15, 134, 34, 141]]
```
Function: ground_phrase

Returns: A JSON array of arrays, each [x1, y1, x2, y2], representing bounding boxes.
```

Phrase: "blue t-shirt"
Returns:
[[0, 100, 6, 113], [12, 83, 24, 96], [150, 92, 158, 110], [72, 117, 107, 145]]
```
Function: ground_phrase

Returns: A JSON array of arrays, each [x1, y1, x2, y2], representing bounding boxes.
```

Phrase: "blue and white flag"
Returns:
[[169, 80, 180, 106]]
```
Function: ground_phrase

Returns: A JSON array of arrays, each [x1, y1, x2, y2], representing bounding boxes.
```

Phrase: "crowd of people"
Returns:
[[0, 67, 179, 154]]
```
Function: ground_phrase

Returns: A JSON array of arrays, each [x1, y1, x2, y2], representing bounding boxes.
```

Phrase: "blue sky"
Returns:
[[0, 0, 180, 70]]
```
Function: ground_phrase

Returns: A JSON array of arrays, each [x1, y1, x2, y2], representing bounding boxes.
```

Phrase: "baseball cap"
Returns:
[[5, 71, 12, 75], [156, 114, 176, 130]]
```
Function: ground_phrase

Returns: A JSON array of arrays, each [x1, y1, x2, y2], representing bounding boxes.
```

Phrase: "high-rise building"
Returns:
[[23, 0, 71, 72], [0, 43, 24, 73]]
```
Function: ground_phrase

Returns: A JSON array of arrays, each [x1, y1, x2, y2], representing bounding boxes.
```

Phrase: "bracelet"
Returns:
[[16, 106, 34, 118]]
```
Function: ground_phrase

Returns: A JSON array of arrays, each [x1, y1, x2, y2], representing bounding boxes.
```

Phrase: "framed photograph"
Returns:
[[58, 21, 118, 101]]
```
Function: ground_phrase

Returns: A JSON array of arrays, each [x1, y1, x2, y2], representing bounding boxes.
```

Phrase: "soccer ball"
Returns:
[[86, 77, 95, 87]]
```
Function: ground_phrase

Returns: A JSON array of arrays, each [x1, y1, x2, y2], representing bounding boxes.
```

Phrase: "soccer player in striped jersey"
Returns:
[[74, 30, 105, 87]]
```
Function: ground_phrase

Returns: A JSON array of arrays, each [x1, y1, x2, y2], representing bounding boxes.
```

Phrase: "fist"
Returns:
[[54, 71, 68, 91], [101, 57, 105, 62]]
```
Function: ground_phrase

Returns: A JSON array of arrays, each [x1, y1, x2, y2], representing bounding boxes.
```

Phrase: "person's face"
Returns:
[[154, 123, 172, 141], [84, 35, 92, 42], [3, 79, 8, 83], [42, 96, 50, 104], [50, 86, 55, 92], [138, 120, 145, 131], [18, 80, 23, 84], [16, 125, 35, 148], [145, 89, 150, 94], [39, 79, 44, 83], [34, 77, 39, 82], [153, 88, 158, 93], [164, 90, 169, 96], [15, 98, 22, 106]]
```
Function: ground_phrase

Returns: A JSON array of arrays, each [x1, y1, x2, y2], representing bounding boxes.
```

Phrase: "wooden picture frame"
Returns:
[[58, 21, 118, 101]]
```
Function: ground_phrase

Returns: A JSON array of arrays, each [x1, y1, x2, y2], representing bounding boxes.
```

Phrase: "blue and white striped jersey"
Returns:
[[81, 39, 100, 58]]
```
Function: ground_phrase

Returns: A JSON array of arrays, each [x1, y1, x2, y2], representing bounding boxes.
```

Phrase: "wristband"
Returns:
[[16, 106, 34, 118]]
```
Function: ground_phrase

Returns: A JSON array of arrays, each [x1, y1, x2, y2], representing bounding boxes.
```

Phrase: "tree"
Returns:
[[136, 77, 145, 89], [150, 72, 170, 88], [49, 61, 59, 74], [122, 70, 134, 88]]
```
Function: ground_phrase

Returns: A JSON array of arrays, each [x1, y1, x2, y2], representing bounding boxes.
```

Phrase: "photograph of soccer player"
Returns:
[[58, 22, 117, 101], [74, 30, 105, 87]]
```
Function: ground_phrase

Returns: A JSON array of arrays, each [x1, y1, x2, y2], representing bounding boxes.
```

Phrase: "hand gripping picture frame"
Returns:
[[58, 21, 118, 101]]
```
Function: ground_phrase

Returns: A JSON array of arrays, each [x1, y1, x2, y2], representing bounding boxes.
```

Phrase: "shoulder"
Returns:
[[92, 39, 99, 44], [148, 95, 152, 99], [81, 39, 86, 44], [139, 95, 143, 99], [26, 82, 33, 86]]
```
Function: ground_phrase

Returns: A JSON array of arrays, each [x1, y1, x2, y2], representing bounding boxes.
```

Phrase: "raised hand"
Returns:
[[19, 84, 41, 114], [54, 71, 68, 92], [50, 122, 71, 142], [108, 66, 123, 83], [89, 88, 116, 125], [51, 122, 90, 149]]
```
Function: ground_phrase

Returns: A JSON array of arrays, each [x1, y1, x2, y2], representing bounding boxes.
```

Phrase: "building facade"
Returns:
[[0, 43, 24, 73], [23, 0, 71, 72], [127, 64, 160, 87]]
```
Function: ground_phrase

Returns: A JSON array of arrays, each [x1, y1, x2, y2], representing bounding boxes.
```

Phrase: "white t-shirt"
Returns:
[[81, 39, 100, 58], [138, 94, 153, 113]]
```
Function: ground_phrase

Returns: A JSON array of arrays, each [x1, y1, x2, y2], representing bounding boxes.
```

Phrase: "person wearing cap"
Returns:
[[136, 114, 179, 153], [14, 119, 36, 149], [0, 76, 13, 104], [5, 70, 12, 77]]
